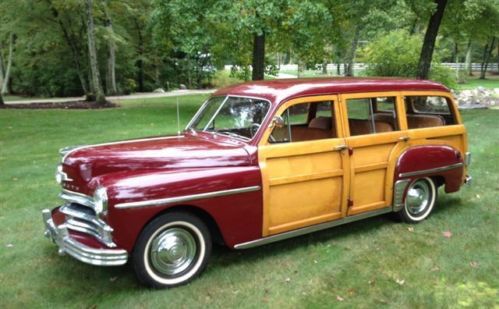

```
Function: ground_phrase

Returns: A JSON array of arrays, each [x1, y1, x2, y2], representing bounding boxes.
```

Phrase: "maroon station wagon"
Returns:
[[43, 78, 471, 288]]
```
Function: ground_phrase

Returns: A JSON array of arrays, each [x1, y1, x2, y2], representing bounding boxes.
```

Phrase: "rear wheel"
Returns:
[[398, 177, 437, 223], [132, 212, 212, 288]]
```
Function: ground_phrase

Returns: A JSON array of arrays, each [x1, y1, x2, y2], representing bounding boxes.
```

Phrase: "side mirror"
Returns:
[[272, 116, 285, 128]]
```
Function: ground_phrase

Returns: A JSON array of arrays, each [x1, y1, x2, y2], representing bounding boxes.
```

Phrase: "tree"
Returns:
[[102, 0, 118, 95], [0, 32, 15, 97], [417, 0, 448, 79], [47, 0, 90, 97], [85, 0, 106, 104]]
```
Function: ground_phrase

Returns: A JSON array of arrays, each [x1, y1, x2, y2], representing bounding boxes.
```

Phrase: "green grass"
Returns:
[[456, 75, 499, 90], [1, 97, 498, 308]]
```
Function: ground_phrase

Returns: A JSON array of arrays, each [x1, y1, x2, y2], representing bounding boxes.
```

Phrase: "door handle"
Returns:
[[334, 145, 348, 151], [399, 136, 410, 142]]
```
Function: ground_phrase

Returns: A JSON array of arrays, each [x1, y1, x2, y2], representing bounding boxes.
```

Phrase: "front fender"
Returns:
[[96, 167, 263, 251]]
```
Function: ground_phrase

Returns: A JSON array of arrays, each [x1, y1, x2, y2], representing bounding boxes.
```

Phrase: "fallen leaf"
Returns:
[[336, 295, 344, 302], [407, 227, 414, 232], [6, 244, 13, 248], [109, 276, 118, 282], [475, 194, 481, 199], [313, 260, 318, 264], [285, 277, 291, 283], [396, 279, 405, 285], [442, 231, 452, 238], [469, 261, 479, 268]]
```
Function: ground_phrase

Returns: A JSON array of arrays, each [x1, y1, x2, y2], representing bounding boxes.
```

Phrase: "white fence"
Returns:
[[224, 63, 498, 75]]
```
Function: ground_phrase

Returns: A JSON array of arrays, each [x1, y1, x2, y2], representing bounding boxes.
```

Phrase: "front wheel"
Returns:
[[398, 177, 437, 223], [132, 212, 212, 288]]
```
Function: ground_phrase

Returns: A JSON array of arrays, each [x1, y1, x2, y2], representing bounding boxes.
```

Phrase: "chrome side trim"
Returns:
[[393, 179, 410, 212], [42, 209, 127, 266], [59, 189, 95, 209], [115, 186, 261, 209], [398, 162, 464, 178], [234, 207, 393, 249], [464, 152, 471, 166]]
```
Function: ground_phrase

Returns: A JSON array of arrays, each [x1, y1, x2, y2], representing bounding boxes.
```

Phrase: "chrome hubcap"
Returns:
[[150, 228, 197, 276], [405, 180, 431, 216]]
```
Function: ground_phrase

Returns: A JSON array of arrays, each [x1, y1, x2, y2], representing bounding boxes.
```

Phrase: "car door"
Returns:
[[258, 95, 350, 236], [339, 92, 407, 216]]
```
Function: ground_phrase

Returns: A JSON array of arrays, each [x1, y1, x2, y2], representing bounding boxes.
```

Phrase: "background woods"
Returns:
[[0, 0, 497, 102]]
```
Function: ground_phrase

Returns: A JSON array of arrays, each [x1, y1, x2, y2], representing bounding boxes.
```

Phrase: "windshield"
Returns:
[[188, 96, 270, 140]]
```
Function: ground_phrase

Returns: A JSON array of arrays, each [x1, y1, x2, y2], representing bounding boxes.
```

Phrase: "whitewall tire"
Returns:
[[398, 177, 437, 223], [132, 212, 212, 288]]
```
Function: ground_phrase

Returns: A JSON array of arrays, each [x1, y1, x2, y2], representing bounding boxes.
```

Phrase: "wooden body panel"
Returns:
[[259, 96, 350, 236]]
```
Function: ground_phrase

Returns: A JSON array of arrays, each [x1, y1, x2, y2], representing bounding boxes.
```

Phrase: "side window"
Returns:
[[269, 101, 336, 143], [346, 96, 397, 136], [405, 96, 456, 128]]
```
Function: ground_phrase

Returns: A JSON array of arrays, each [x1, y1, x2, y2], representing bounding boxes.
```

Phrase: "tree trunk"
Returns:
[[0, 93, 4, 106], [252, 32, 265, 80], [103, 2, 117, 95], [133, 17, 145, 92], [417, 0, 448, 79], [48, 2, 89, 96], [345, 26, 360, 77], [1, 33, 14, 95], [465, 40, 473, 76], [85, 0, 106, 104], [480, 37, 496, 79], [322, 62, 328, 75]]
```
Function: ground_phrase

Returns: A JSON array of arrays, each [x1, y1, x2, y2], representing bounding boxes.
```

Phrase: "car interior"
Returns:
[[269, 95, 455, 143]]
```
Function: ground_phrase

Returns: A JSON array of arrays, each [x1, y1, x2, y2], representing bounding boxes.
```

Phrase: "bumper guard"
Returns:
[[42, 209, 128, 266]]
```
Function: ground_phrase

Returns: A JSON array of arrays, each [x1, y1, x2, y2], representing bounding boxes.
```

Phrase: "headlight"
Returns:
[[93, 187, 108, 215]]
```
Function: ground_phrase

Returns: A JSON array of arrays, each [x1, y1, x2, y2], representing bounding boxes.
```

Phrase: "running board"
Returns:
[[234, 207, 393, 249]]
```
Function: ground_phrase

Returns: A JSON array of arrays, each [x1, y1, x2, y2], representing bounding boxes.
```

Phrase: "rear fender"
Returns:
[[393, 145, 464, 210]]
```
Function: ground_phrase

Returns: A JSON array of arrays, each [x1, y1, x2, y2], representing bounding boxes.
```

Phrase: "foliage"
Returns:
[[364, 30, 421, 77], [364, 30, 456, 87]]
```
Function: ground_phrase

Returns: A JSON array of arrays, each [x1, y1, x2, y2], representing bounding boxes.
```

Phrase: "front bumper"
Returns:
[[42, 208, 128, 266]]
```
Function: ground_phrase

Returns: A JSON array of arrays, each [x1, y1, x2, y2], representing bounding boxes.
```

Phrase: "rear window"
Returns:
[[405, 96, 456, 128]]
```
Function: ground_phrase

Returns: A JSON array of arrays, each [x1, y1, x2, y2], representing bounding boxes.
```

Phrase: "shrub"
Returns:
[[212, 70, 244, 88], [364, 30, 456, 88]]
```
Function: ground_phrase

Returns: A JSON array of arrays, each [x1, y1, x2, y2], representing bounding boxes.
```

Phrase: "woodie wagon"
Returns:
[[43, 78, 471, 288]]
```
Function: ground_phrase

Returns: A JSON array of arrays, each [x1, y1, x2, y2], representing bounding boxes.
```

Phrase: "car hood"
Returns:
[[62, 133, 254, 184]]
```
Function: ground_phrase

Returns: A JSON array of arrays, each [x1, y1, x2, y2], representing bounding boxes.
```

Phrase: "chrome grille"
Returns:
[[59, 203, 116, 248]]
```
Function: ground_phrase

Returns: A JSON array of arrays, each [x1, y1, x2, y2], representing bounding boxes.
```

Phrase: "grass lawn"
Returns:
[[456, 75, 499, 90], [1, 96, 498, 308]]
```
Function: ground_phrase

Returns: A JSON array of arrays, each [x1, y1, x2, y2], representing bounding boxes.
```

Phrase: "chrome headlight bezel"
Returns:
[[93, 187, 108, 216]]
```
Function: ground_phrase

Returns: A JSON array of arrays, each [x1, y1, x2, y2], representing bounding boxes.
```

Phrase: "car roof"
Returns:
[[213, 77, 449, 104]]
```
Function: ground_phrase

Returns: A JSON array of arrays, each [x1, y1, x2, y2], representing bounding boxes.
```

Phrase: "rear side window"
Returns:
[[346, 97, 398, 136], [405, 96, 456, 128]]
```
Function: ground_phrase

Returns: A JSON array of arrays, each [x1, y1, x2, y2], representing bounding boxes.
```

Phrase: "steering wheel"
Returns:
[[250, 123, 261, 137]]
